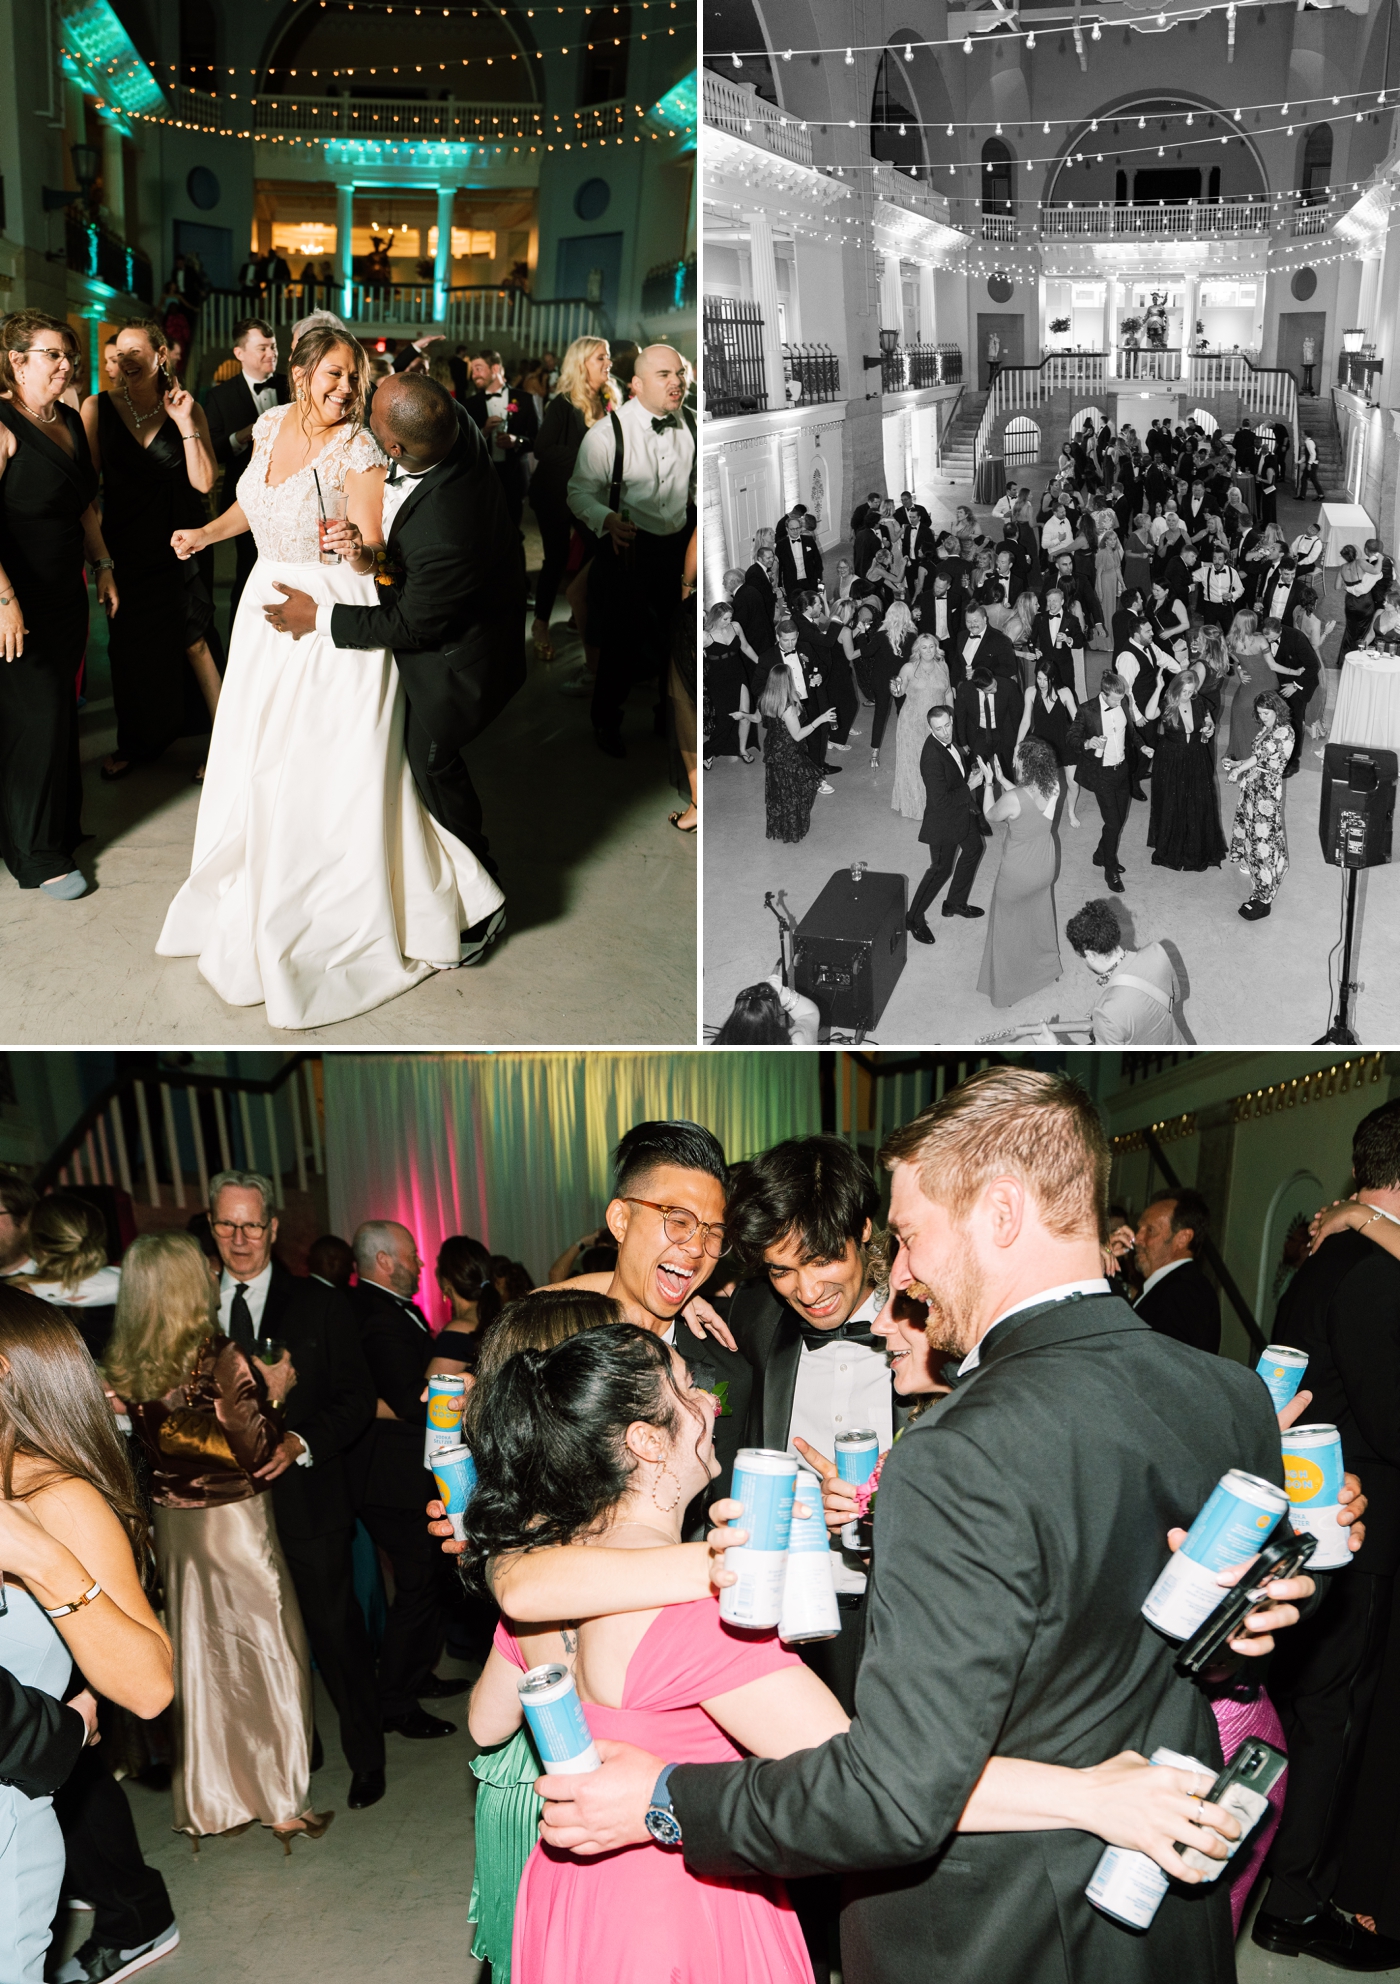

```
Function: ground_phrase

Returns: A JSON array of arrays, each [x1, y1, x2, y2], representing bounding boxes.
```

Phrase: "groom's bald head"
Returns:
[[370, 373, 459, 468]]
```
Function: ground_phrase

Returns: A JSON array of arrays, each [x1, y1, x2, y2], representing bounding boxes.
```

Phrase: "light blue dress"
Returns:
[[0, 1579, 72, 1984]]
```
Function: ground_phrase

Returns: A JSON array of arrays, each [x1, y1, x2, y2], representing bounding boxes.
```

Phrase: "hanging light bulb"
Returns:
[[963, 35, 973, 51], [1025, 31, 1035, 47], [1092, 20, 1101, 36], [1280, 102, 1288, 114], [899, 122, 906, 134], [781, 47, 791, 59], [947, 122, 954, 135], [730, 50, 741, 67], [1138, 115, 1146, 128], [996, 120, 1003, 133], [1286, 124, 1294, 136], [1044, 118, 1051, 132], [844, 46, 854, 63], [904, 41, 913, 59]]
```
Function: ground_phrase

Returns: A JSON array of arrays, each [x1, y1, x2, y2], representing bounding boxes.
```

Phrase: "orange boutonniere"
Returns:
[[374, 547, 406, 590]]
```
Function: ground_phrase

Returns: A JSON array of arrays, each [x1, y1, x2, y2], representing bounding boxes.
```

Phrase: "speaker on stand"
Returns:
[[1315, 743, 1397, 1044]]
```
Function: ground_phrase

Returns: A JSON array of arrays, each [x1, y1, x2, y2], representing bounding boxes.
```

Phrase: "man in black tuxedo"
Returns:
[[1253, 1098, 1400, 1971], [776, 511, 824, 600], [538, 1067, 1313, 1984], [1263, 613, 1319, 773], [1131, 1190, 1221, 1355], [951, 602, 1018, 686], [267, 375, 524, 932], [208, 1172, 387, 1805], [726, 564, 773, 657], [910, 570, 963, 653], [953, 665, 1018, 783], [1067, 672, 1143, 892], [348, 1218, 473, 1738], [203, 318, 289, 622], [906, 705, 986, 941], [461, 347, 537, 529], [793, 591, 856, 752], [1029, 585, 1083, 695], [852, 510, 883, 578]]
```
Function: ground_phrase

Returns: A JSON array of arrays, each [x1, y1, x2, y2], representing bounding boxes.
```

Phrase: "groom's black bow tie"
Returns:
[[386, 464, 403, 486], [794, 1313, 881, 1352], [651, 413, 679, 434]]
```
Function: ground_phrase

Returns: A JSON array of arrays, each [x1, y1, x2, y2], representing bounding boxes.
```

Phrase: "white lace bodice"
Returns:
[[237, 405, 387, 564]]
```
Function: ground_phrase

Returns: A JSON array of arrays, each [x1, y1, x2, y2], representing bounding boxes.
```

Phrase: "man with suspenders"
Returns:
[[567, 344, 697, 758]]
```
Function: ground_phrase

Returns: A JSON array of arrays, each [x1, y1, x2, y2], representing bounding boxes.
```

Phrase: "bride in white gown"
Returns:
[[158, 325, 503, 1031]]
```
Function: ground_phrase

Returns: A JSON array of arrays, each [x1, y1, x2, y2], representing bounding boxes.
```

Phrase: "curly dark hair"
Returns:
[[726, 1135, 879, 1276], [1065, 898, 1124, 959], [460, 1323, 706, 1584]]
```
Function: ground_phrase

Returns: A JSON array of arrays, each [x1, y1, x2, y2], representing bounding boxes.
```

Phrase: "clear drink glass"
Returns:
[[318, 484, 346, 564]]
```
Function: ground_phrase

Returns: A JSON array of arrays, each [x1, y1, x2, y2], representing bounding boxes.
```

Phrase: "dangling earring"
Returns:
[[650, 1462, 682, 1514]]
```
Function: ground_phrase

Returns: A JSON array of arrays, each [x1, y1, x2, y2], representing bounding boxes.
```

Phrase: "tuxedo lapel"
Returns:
[[762, 1315, 804, 1451], [386, 446, 458, 543]]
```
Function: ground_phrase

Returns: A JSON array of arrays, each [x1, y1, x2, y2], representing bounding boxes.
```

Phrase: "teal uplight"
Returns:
[[325, 139, 481, 167], [646, 70, 697, 149], [61, 1, 165, 117]]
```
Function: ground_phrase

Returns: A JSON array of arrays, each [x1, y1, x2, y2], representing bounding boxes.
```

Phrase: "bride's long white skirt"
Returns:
[[157, 557, 503, 1031]]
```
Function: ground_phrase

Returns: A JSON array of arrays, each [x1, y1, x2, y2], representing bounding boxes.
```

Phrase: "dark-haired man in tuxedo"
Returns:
[[728, 563, 774, 657], [266, 373, 523, 945], [208, 1171, 386, 1805], [953, 664, 1018, 783], [1132, 1190, 1221, 1355], [907, 704, 987, 941], [462, 347, 536, 528], [1067, 671, 1144, 892], [777, 509, 824, 600], [203, 318, 288, 621], [952, 601, 1017, 685], [911, 568, 963, 652]]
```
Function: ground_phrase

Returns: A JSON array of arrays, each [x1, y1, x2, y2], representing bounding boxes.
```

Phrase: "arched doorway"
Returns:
[[870, 49, 928, 178], [1004, 415, 1041, 468], [1300, 124, 1334, 207]]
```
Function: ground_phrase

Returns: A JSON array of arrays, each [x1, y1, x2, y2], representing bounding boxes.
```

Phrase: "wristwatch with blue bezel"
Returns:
[[644, 1763, 683, 1846]]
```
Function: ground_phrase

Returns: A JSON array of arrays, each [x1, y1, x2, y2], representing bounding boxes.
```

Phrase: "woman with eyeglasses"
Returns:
[[105, 1231, 330, 1854], [0, 311, 117, 900]]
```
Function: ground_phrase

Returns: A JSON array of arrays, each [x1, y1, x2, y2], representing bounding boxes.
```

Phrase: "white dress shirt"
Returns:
[[932, 595, 951, 640], [232, 373, 280, 452], [567, 394, 695, 539], [787, 1291, 891, 1594], [957, 1279, 1111, 1374], [1100, 697, 1128, 767], [1137, 1257, 1190, 1303]]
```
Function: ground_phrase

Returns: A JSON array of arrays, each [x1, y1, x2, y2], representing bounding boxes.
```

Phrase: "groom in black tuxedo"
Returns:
[[265, 375, 524, 943]]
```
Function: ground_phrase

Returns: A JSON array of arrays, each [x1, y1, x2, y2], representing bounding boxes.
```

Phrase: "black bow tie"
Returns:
[[795, 1314, 881, 1352], [386, 464, 403, 486], [651, 413, 679, 434]]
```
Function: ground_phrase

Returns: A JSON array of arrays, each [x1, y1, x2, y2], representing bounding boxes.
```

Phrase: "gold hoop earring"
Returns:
[[650, 1462, 682, 1514]]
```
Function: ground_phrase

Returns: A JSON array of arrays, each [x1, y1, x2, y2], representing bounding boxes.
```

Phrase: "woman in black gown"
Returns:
[[0, 311, 116, 897], [81, 320, 220, 781], [757, 662, 831, 843], [1144, 663, 1227, 871]]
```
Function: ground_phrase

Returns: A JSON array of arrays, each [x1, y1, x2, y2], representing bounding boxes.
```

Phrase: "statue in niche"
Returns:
[[1142, 291, 1171, 350]]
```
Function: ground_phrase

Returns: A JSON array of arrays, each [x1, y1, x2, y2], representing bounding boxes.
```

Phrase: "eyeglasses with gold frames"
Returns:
[[622, 1198, 727, 1258]]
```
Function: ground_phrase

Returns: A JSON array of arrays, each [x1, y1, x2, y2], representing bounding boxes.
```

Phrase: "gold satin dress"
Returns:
[[129, 1335, 314, 1836]]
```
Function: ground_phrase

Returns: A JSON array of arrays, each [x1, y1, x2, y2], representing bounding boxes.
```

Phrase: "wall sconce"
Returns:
[[864, 326, 901, 367]]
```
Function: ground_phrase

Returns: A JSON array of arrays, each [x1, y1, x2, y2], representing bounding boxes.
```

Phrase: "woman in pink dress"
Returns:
[[464, 1324, 845, 1984]]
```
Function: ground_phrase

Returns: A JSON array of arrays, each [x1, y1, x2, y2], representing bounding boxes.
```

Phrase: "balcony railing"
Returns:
[[641, 256, 697, 315], [1113, 345, 1182, 381], [871, 161, 953, 226], [64, 215, 153, 302], [981, 213, 1017, 242], [1040, 197, 1271, 239], [881, 342, 963, 393], [194, 282, 598, 367], [703, 294, 768, 417], [702, 69, 814, 168], [782, 343, 840, 405]]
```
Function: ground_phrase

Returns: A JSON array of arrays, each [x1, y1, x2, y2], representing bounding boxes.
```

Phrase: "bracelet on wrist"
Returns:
[[43, 1579, 102, 1620]]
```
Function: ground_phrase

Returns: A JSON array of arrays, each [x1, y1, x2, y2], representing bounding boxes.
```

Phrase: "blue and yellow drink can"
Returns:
[[423, 1374, 467, 1468], [1282, 1423, 1350, 1569], [720, 1448, 798, 1630], [518, 1663, 600, 1774], [778, 1468, 840, 1645], [1256, 1346, 1308, 1414], [1141, 1469, 1289, 1638], [430, 1443, 477, 1540]]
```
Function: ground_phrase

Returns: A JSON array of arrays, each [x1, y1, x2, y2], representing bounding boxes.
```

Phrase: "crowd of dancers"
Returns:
[[705, 413, 1397, 1028]]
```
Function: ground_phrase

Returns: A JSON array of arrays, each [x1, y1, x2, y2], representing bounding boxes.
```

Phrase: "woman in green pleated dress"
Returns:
[[461, 1289, 624, 1980]]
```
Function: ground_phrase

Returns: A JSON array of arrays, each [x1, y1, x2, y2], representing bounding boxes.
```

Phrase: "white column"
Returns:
[[336, 181, 356, 316], [879, 252, 903, 338], [100, 122, 125, 231], [433, 184, 456, 319], [744, 210, 788, 412], [1181, 275, 1197, 384], [1102, 278, 1115, 364], [918, 263, 937, 346]]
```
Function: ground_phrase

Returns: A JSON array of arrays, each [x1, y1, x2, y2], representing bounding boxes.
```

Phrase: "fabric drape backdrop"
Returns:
[[324, 1054, 822, 1324]]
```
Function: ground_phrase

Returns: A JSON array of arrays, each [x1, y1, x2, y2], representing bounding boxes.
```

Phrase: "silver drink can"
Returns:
[[1085, 1748, 1214, 1928], [778, 1468, 841, 1644], [720, 1448, 798, 1629]]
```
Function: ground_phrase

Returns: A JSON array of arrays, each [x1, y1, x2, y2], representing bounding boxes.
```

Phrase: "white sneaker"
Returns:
[[54, 1923, 180, 1983], [817, 781, 835, 795]]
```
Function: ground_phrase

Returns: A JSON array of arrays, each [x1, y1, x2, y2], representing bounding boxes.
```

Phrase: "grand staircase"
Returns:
[[936, 389, 987, 489], [1296, 394, 1347, 499]]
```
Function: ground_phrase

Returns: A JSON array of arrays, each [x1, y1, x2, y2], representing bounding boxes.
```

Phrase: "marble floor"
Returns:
[[703, 479, 1399, 1047], [2, 536, 696, 1046]]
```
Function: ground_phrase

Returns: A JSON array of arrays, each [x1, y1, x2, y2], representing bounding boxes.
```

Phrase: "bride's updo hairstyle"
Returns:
[[461, 1322, 702, 1581], [288, 322, 369, 430]]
